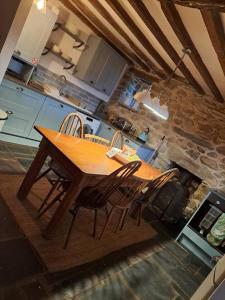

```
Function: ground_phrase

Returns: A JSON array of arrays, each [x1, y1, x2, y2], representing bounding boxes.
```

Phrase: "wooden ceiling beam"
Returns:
[[129, 66, 161, 83], [160, 0, 224, 102], [128, 0, 204, 94], [88, 0, 158, 73], [60, 0, 150, 71], [201, 8, 225, 76], [105, 0, 173, 74], [166, 1, 225, 11]]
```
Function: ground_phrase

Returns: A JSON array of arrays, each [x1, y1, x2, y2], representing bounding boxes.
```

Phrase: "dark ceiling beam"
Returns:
[[105, 0, 173, 74], [128, 0, 204, 94], [166, 0, 225, 11], [60, 0, 150, 71], [160, 0, 224, 102], [88, 0, 157, 73], [201, 8, 225, 76], [129, 66, 160, 83]]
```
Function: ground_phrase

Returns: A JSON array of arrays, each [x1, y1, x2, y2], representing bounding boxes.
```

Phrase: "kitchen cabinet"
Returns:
[[29, 97, 76, 141], [15, 4, 58, 65], [75, 35, 127, 96], [96, 122, 116, 141], [0, 79, 45, 137]]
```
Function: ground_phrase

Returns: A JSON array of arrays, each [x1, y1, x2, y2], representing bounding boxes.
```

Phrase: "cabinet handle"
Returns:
[[60, 104, 64, 108], [107, 127, 111, 130], [90, 81, 94, 84], [6, 111, 13, 115], [16, 87, 23, 92], [102, 88, 106, 93], [125, 139, 129, 143]]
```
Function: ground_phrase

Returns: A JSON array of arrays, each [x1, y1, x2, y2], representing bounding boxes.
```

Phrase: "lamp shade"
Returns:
[[134, 89, 169, 120]]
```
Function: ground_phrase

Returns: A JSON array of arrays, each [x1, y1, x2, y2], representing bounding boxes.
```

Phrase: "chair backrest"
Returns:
[[60, 113, 83, 138], [111, 130, 124, 150], [84, 134, 110, 146], [84, 161, 142, 207], [143, 168, 179, 198]]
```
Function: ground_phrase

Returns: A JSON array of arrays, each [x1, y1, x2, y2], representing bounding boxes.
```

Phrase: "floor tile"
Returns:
[[121, 258, 179, 300], [152, 249, 201, 298], [0, 158, 25, 174], [0, 199, 23, 241], [75, 276, 136, 300], [0, 238, 44, 286]]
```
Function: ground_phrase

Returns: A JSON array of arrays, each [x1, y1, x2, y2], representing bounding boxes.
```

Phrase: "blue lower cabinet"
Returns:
[[29, 97, 76, 141], [137, 145, 154, 162], [0, 80, 45, 137]]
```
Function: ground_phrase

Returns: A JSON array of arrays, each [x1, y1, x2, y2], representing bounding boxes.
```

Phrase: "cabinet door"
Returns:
[[0, 81, 45, 137], [84, 42, 109, 88], [124, 137, 139, 150], [137, 146, 154, 162], [96, 122, 116, 141], [15, 4, 57, 64], [96, 51, 126, 95], [29, 97, 76, 141]]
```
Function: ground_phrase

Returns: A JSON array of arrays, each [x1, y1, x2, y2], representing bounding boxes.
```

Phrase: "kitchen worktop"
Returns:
[[3, 75, 100, 120]]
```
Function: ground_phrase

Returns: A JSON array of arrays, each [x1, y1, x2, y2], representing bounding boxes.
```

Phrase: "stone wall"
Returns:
[[107, 70, 225, 214]]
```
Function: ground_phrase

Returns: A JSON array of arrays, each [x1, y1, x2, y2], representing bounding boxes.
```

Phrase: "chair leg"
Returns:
[[137, 203, 143, 227], [63, 206, 80, 249], [115, 209, 124, 233], [34, 168, 51, 183], [119, 208, 128, 231], [99, 206, 115, 240], [93, 209, 98, 238], [37, 190, 65, 219], [38, 177, 60, 212]]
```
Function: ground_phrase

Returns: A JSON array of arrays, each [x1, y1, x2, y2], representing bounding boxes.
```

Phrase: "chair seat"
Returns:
[[74, 186, 106, 209]]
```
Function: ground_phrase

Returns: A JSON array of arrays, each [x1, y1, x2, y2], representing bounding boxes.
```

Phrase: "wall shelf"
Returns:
[[53, 22, 87, 51], [42, 47, 75, 70]]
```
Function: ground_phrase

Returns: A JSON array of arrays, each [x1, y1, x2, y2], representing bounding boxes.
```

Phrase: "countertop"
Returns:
[[3, 75, 100, 120], [3, 75, 155, 150]]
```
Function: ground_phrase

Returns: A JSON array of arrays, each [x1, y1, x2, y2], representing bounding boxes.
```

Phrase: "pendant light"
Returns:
[[34, 0, 46, 13], [134, 49, 191, 120]]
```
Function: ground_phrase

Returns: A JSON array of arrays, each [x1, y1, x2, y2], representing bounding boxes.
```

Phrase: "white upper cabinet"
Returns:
[[15, 4, 58, 65], [74, 36, 127, 96]]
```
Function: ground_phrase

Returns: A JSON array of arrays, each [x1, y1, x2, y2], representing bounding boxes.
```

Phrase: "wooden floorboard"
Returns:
[[0, 174, 157, 273]]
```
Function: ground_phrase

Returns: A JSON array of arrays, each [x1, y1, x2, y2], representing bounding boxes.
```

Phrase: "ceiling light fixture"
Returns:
[[34, 0, 46, 12], [134, 48, 191, 120]]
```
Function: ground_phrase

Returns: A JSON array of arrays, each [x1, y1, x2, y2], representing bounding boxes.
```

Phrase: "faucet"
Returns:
[[59, 75, 67, 96]]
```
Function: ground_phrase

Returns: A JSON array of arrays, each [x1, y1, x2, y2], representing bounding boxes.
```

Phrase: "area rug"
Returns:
[[0, 174, 157, 273]]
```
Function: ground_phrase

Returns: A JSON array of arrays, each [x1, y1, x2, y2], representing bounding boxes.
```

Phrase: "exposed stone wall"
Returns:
[[107, 71, 225, 214]]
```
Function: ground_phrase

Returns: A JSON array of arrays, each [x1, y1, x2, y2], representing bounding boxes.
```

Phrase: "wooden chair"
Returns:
[[84, 134, 110, 146], [35, 113, 83, 212], [133, 168, 179, 226], [37, 160, 142, 248], [111, 130, 124, 150]]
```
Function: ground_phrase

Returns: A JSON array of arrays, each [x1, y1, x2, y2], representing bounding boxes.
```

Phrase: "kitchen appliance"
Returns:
[[112, 117, 133, 133], [6, 55, 34, 83], [177, 191, 225, 268], [137, 127, 150, 144], [75, 112, 100, 135]]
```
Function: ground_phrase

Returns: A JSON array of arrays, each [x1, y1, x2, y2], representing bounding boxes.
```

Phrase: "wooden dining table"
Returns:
[[17, 126, 161, 238]]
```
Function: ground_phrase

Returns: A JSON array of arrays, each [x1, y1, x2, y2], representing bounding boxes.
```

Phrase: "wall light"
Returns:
[[34, 0, 46, 12]]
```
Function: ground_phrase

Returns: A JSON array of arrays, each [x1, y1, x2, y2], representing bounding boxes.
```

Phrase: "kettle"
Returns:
[[137, 128, 150, 143]]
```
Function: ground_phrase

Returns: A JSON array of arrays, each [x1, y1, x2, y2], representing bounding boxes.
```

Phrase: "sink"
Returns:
[[43, 84, 69, 102]]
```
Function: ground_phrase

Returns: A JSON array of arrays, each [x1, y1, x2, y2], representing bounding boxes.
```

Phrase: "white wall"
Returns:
[[39, 0, 109, 102], [0, 0, 33, 83]]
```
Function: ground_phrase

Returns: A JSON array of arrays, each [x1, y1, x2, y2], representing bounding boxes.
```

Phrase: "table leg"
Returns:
[[17, 139, 49, 201], [43, 174, 87, 239]]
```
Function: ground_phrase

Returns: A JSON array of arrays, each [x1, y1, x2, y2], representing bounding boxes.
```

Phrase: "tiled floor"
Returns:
[[0, 141, 210, 299]]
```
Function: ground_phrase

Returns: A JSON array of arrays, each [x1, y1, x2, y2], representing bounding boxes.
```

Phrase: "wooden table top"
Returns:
[[35, 126, 161, 181]]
